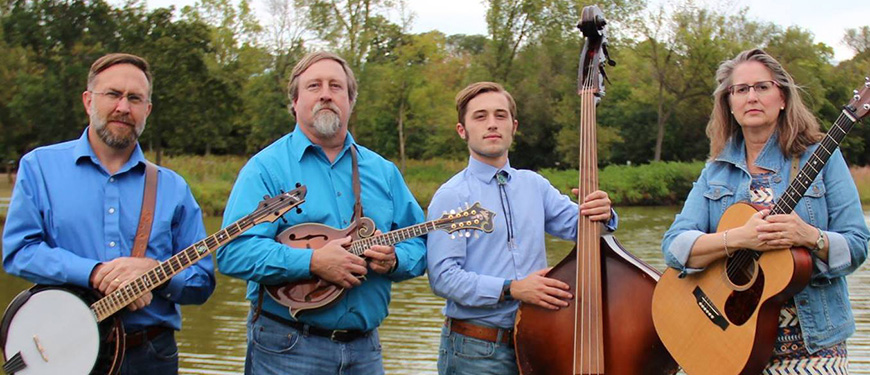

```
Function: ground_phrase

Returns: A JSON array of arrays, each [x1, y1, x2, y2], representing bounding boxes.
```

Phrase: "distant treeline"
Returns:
[[2, 0, 870, 171]]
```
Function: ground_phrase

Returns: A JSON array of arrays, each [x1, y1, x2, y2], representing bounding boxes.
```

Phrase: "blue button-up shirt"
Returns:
[[427, 157, 618, 329], [2, 129, 215, 331], [217, 126, 427, 331]]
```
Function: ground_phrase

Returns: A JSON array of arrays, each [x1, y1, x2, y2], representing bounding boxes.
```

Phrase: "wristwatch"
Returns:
[[811, 227, 826, 254], [501, 279, 513, 301]]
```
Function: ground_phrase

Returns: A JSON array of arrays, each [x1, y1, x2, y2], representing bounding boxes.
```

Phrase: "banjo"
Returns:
[[1, 186, 306, 375]]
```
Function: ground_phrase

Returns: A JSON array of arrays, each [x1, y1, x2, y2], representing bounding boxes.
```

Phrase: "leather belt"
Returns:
[[446, 318, 513, 345], [125, 326, 173, 349], [260, 310, 370, 343]]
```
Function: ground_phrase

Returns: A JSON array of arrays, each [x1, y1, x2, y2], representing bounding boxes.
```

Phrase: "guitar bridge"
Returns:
[[693, 286, 729, 330]]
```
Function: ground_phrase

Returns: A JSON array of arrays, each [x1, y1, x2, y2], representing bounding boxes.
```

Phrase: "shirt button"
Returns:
[[108, 207, 115, 214], [773, 176, 782, 183], [109, 241, 116, 248], [799, 300, 808, 306], [337, 191, 342, 197], [109, 177, 115, 183]]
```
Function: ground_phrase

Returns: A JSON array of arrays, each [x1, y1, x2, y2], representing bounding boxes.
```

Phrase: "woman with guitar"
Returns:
[[655, 48, 870, 374]]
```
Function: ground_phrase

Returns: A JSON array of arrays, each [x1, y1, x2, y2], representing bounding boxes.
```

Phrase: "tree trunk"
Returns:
[[654, 81, 665, 162], [398, 102, 406, 174]]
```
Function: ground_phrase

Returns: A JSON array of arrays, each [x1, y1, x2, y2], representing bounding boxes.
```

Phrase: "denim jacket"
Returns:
[[662, 132, 870, 352]]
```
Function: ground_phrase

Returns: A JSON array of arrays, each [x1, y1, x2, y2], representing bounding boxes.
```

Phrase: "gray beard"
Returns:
[[91, 112, 143, 150], [312, 110, 341, 137]]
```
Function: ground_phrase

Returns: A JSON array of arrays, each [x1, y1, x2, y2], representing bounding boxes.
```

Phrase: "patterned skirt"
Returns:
[[762, 300, 848, 374]]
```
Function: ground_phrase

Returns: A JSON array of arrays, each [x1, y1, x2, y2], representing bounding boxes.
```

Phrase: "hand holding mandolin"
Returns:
[[309, 236, 367, 289], [363, 230, 397, 274]]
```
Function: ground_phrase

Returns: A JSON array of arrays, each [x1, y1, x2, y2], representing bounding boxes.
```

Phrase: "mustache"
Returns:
[[108, 114, 135, 126], [313, 102, 340, 114]]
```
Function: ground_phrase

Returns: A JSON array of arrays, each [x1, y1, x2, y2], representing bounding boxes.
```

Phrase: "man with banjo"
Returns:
[[2, 53, 216, 374], [217, 51, 427, 375]]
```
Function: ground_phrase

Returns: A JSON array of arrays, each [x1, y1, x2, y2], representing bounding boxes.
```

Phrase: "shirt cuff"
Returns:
[[479, 274, 505, 306], [667, 230, 707, 277], [813, 231, 851, 274], [75, 258, 103, 288], [156, 273, 186, 301], [604, 208, 619, 232]]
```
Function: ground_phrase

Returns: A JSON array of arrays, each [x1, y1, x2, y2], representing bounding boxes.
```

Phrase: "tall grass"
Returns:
[[852, 166, 870, 205], [151, 153, 247, 217]]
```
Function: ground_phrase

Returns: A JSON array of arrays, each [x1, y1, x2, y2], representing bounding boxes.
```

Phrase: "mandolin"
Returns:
[[265, 202, 495, 317], [651, 78, 870, 375]]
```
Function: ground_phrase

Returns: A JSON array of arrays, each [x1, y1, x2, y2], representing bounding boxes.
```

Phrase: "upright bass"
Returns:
[[513, 6, 678, 374]]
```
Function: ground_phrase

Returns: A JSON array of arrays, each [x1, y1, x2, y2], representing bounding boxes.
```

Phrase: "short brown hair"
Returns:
[[455, 82, 517, 125], [87, 53, 152, 97], [706, 48, 822, 159], [287, 51, 358, 117]]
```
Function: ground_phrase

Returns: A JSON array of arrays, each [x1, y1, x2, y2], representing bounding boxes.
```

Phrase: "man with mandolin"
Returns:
[[217, 51, 427, 375], [426, 81, 617, 375], [2, 53, 216, 374], [654, 49, 870, 374]]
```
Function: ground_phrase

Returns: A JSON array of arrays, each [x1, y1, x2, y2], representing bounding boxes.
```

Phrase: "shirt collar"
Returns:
[[289, 124, 356, 163], [467, 156, 513, 184], [73, 127, 147, 174], [714, 130, 785, 172]]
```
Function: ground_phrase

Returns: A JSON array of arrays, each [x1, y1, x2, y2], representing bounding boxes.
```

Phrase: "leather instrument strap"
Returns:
[[132, 162, 158, 258]]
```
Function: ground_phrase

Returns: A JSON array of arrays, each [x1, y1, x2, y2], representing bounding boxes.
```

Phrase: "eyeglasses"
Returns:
[[728, 80, 780, 97], [90, 90, 149, 106]]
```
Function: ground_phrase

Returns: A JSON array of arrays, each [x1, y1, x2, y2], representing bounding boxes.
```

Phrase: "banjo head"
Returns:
[[2, 286, 107, 375]]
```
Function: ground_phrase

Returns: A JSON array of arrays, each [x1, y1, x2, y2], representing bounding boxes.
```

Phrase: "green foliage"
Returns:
[[540, 161, 705, 206]]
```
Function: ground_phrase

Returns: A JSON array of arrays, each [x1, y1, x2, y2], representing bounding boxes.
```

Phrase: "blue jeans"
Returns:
[[438, 324, 518, 375], [244, 310, 384, 375], [119, 330, 178, 375]]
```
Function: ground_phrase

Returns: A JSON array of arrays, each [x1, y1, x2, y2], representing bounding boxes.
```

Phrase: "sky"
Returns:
[[138, 0, 870, 62]]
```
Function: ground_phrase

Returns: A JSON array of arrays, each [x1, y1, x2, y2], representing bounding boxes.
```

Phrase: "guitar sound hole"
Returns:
[[724, 268, 765, 326], [724, 250, 757, 290]]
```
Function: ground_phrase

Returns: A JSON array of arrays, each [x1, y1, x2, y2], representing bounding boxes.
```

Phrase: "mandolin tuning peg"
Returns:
[[450, 209, 456, 215], [465, 202, 471, 209], [296, 182, 302, 188], [450, 234, 456, 240], [263, 194, 271, 200], [465, 231, 471, 238], [296, 207, 303, 214], [280, 216, 288, 224], [474, 232, 480, 239]]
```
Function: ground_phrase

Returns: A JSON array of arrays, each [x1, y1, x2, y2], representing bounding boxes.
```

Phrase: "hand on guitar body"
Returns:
[[90, 257, 160, 311], [686, 209, 827, 268], [309, 236, 368, 289], [511, 267, 572, 310]]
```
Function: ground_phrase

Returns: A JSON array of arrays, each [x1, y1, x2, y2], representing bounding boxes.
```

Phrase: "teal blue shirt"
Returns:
[[217, 126, 426, 331]]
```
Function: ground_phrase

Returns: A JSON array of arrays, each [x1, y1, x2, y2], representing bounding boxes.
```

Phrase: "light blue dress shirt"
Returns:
[[427, 157, 618, 329], [2, 129, 215, 331], [217, 126, 427, 331]]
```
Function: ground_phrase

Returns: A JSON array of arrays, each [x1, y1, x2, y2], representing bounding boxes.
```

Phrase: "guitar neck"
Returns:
[[90, 216, 256, 322], [771, 109, 858, 215], [347, 221, 441, 256]]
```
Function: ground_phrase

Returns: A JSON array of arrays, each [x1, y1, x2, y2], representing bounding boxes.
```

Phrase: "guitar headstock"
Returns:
[[847, 77, 870, 120], [250, 185, 307, 225], [436, 202, 495, 239]]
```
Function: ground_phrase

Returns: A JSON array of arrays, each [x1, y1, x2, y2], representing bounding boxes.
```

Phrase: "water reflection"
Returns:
[[1, 207, 869, 374]]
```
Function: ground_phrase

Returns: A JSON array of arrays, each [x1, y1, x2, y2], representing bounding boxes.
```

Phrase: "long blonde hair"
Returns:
[[706, 48, 822, 159]]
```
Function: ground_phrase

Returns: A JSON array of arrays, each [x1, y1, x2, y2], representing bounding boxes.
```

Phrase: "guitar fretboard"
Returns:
[[771, 108, 858, 216]]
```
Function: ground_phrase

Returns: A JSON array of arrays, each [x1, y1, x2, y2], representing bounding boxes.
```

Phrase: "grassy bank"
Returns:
[[1, 158, 868, 221]]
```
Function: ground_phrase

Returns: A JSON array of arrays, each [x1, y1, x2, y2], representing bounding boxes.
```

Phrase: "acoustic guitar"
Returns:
[[1, 186, 306, 375], [651, 78, 870, 375], [265, 202, 495, 317]]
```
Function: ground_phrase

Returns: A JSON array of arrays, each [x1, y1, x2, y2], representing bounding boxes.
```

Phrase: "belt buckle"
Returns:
[[330, 329, 348, 341]]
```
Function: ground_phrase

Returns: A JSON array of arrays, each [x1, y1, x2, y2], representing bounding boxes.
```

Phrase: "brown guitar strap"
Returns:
[[351, 146, 364, 220], [132, 162, 158, 258], [253, 145, 364, 323]]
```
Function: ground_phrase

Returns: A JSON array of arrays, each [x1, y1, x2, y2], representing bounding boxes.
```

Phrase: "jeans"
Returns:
[[119, 329, 178, 375], [438, 325, 518, 375], [244, 310, 384, 375]]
